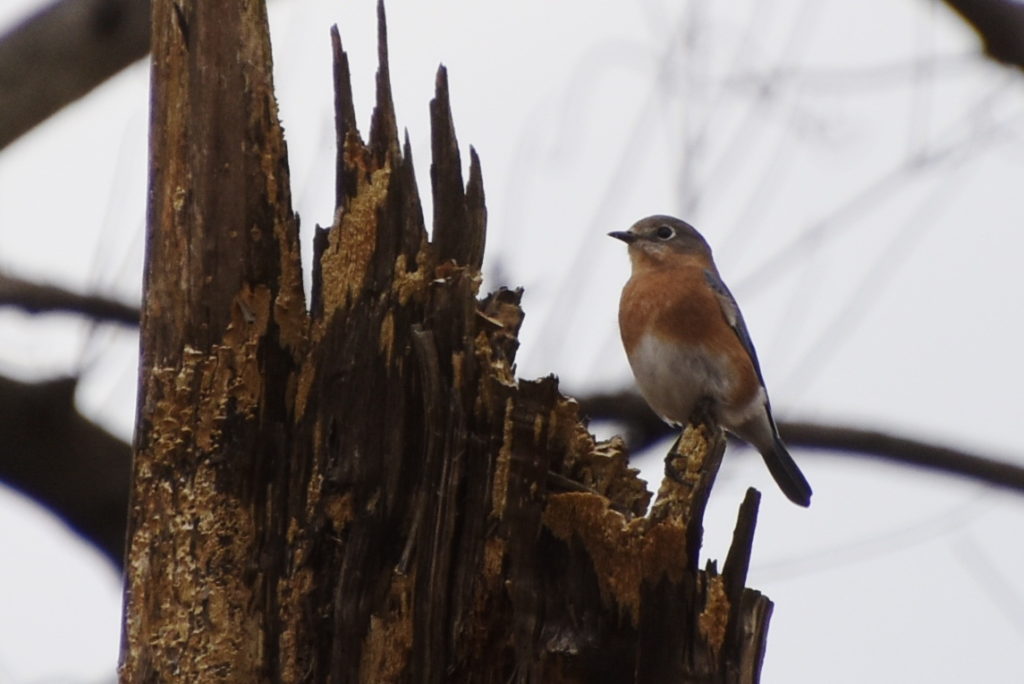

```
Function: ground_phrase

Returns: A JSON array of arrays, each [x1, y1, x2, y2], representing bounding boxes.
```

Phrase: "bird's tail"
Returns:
[[761, 436, 812, 507]]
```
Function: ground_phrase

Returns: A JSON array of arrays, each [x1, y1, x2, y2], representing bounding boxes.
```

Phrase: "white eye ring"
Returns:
[[655, 225, 674, 240]]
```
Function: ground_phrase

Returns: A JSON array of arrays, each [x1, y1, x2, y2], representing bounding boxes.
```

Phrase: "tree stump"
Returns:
[[121, 2, 773, 682]]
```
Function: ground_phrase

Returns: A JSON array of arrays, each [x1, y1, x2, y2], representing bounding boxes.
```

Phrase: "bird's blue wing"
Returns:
[[703, 269, 766, 387]]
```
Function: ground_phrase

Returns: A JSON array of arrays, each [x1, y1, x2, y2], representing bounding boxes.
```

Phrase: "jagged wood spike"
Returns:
[[429, 65, 470, 266], [722, 488, 759, 597], [369, 0, 399, 164], [722, 488, 767, 667], [464, 145, 487, 271], [331, 24, 360, 211], [399, 128, 427, 261], [354, 1, 403, 296]]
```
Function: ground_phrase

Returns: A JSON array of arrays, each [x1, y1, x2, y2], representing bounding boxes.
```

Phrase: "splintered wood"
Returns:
[[124, 2, 773, 682]]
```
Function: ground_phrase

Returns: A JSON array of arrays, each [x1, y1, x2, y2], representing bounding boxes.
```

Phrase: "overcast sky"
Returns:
[[2, 0, 1024, 681]]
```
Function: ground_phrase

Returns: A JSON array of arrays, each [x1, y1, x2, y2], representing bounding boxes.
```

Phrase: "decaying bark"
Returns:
[[121, 1, 772, 682]]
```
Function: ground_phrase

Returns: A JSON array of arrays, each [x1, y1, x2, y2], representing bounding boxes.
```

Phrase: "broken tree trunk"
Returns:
[[120, 2, 773, 682]]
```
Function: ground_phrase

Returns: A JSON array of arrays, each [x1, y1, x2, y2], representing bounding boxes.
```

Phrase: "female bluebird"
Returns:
[[610, 215, 812, 507]]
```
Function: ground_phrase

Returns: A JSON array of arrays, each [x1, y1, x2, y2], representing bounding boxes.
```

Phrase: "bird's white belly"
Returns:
[[626, 334, 729, 424], [627, 333, 760, 428]]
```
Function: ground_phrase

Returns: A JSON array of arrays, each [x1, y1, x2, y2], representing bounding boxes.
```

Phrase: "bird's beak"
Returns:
[[608, 231, 637, 244]]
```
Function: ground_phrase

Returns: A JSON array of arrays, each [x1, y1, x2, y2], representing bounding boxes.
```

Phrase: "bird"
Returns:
[[609, 215, 812, 507]]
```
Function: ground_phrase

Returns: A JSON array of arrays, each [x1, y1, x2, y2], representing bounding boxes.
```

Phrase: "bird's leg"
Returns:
[[690, 396, 716, 426], [664, 397, 717, 483], [664, 431, 686, 483]]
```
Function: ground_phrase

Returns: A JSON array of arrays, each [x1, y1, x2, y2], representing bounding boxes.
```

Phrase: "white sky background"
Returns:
[[1, 0, 1023, 681]]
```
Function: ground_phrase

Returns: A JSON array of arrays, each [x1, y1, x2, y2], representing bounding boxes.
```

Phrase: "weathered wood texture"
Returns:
[[121, 2, 773, 682]]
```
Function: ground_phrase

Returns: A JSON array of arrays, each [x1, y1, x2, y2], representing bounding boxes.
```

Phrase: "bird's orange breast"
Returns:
[[619, 257, 724, 352], [618, 254, 760, 410]]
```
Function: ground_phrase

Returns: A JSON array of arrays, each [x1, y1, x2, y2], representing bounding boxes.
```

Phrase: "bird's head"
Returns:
[[608, 215, 712, 265]]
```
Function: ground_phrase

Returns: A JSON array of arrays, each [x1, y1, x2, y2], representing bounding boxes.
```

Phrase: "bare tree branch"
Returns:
[[0, 0, 151, 151], [577, 389, 1024, 496], [940, 0, 1024, 68], [0, 374, 129, 567], [780, 421, 1024, 494], [0, 272, 139, 325], [3, 377, 1021, 573], [0, 0, 1019, 154]]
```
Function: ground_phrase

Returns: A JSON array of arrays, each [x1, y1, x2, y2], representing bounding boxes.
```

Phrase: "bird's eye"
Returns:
[[655, 225, 674, 240]]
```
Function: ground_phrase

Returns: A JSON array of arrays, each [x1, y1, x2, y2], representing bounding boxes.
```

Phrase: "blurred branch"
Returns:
[[0, 0, 1020, 155], [780, 421, 1024, 494], [577, 389, 1024, 496], [940, 0, 1024, 68], [0, 272, 139, 325], [0, 374, 129, 568], [3, 380, 1022, 573], [0, 0, 151, 151], [579, 388, 671, 451]]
